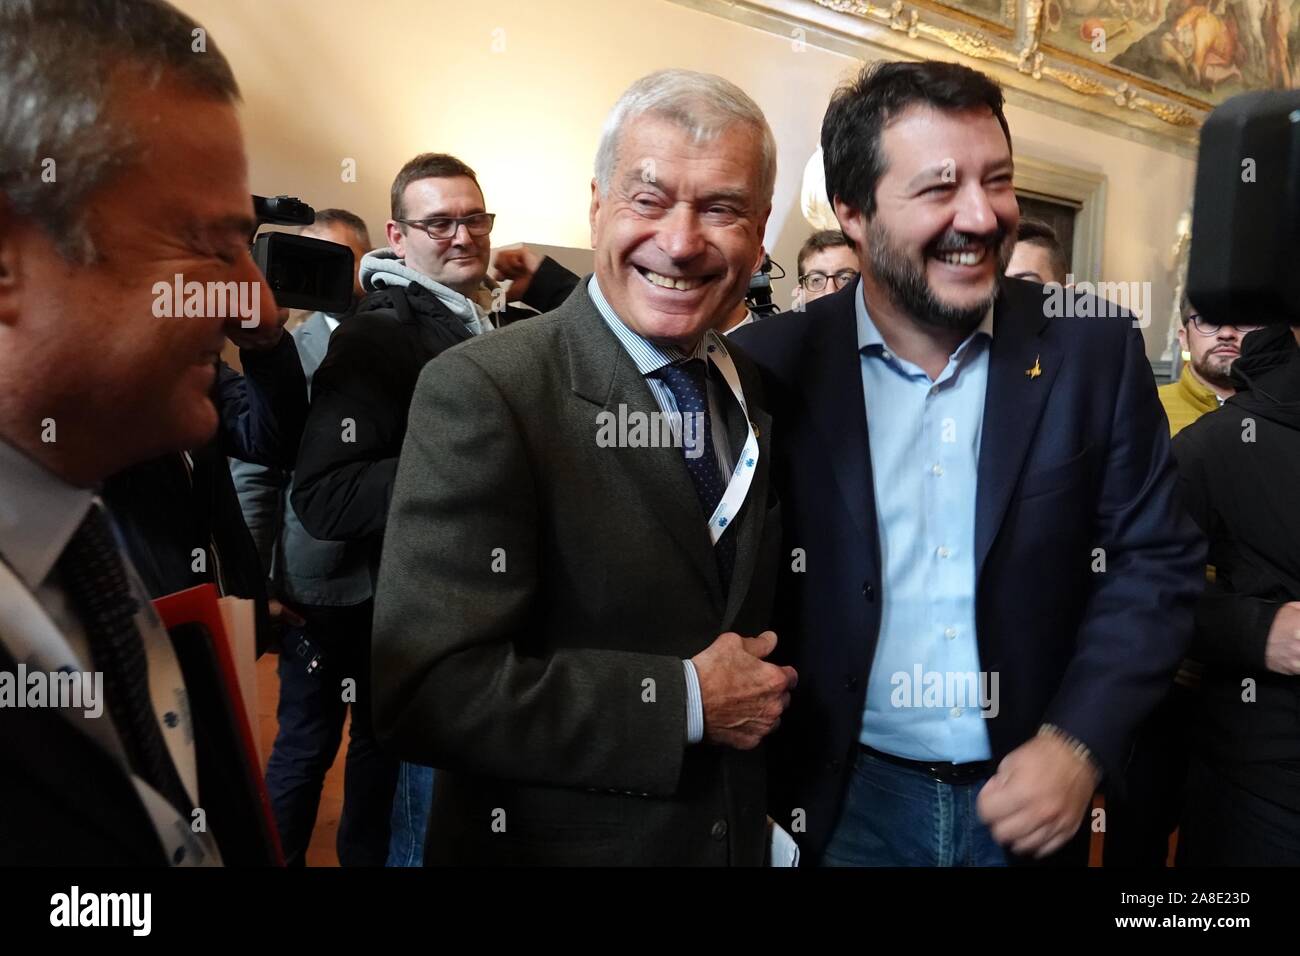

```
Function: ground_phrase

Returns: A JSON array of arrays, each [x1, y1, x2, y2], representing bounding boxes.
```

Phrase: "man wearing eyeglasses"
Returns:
[[291, 152, 577, 865], [1157, 296, 1261, 435], [294, 151, 578, 554], [372, 70, 793, 867], [795, 229, 859, 306]]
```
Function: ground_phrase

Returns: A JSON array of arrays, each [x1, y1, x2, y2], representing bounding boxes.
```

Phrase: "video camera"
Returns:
[[1188, 89, 1300, 326], [250, 195, 355, 315], [745, 254, 785, 318]]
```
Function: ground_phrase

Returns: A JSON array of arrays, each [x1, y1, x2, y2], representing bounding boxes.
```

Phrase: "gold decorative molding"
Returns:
[[1018, 0, 1045, 73], [813, 0, 1203, 130]]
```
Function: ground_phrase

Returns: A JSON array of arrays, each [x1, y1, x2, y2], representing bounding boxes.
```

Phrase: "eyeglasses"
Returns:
[[799, 269, 859, 293], [1188, 314, 1264, 336], [396, 213, 496, 241]]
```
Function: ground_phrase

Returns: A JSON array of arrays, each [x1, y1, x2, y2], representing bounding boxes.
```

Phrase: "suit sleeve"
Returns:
[[1172, 426, 1276, 671], [215, 334, 308, 468], [1042, 327, 1207, 779], [372, 348, 689, 796], [290, 320, 402, 541]]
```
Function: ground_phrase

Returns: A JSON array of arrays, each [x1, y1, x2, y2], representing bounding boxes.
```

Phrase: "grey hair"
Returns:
[[594, 69, 777, 205], [0, 0, 240, 263]]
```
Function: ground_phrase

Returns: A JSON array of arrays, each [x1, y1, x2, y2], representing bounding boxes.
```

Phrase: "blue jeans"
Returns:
[[386, 762, 434, 867], [822, 749, 1008, 867]]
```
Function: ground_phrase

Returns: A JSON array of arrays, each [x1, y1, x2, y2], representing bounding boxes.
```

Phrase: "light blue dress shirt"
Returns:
[[855, 281, 995, 763], [589, 276, 741, 745]]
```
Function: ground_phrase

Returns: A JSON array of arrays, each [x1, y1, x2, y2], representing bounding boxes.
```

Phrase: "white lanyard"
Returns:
[[702, 337, 760, 545]]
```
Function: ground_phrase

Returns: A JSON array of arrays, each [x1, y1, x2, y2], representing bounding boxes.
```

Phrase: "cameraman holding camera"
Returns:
[[231, 209, 399, 867]]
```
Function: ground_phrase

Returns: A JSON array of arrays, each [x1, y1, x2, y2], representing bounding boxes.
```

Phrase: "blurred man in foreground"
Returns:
[[0, 0, 278, 865]]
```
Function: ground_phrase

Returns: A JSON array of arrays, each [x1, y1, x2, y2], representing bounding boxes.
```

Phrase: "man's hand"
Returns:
[[225, 306, 290, 351], [1264, 602, 1300, 675], [264, 598, 305, 656], [488, 244, 544, 302], [269, 597, 306, 630], [691, 630, 797, 750], [976, 732, 1100, 859]]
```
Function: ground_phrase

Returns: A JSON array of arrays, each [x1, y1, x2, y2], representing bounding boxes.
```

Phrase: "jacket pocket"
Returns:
[[1016, 444, 1093, 500]]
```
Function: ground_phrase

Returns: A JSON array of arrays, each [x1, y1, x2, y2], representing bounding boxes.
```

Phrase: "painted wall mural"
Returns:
[[715, 0, 1300, 139]]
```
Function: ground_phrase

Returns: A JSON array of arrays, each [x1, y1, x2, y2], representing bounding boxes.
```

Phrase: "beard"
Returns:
[[1192, 347, 1237, 390], [866, 220, 1013, 335]]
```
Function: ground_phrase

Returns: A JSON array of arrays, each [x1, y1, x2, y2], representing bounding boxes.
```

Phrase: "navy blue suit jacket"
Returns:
[[732, 278, 1205, 862]]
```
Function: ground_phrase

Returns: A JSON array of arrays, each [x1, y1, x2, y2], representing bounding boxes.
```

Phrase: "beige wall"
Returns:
[[176, 0, 1193, 357]]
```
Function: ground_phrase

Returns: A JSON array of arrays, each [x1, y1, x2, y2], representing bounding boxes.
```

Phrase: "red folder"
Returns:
[[153, 584, 283, 866]]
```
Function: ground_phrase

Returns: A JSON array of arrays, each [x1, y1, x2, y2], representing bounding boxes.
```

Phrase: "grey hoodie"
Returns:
[[358, 248, 492, 336]]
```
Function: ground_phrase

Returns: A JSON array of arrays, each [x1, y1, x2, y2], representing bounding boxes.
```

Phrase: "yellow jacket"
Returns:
[[1159, 365, 1220, 690], [1158, 366, 1220, 437]]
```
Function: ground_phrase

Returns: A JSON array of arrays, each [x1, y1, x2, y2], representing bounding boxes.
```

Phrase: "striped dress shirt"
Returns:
[[588, 275, 746, 744]]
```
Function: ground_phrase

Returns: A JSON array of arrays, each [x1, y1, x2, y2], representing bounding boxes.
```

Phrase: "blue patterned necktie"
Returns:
[[655, 358, 736, 590], [56, 503, 194, 818]]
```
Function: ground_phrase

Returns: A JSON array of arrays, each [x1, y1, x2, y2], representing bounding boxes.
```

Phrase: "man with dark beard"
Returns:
[[1158, 295, 1260, 434], [733, 60, 1204, 866]]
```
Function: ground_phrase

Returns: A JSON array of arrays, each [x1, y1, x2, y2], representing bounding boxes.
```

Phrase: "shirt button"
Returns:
[[945, 626, 958, 639], [711, 820, 728, 840], [950, 707, 963, 718], [937, 546, 951, 559], [844, 675, 859, 692], [881, 349, 892, 361], [929, 385, 939, 396], [931, 464, 944, 477], [862, 581, 875, 601]]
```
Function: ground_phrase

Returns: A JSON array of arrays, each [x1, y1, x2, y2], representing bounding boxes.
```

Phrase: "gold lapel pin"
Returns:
[[1025, 354, 1042, 379]]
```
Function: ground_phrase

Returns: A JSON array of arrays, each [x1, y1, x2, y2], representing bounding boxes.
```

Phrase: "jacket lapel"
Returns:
[[974, 287, 1062, 578], [805, 291, 877, 541], [562, 283, 721, 605]]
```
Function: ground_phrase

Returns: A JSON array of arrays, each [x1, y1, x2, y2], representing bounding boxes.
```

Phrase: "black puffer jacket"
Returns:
[[291, 257, 578, 583], [1173, 324, 1300, 811]]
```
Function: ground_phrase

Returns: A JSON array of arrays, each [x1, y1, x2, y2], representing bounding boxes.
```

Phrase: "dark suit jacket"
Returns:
[[732, 278, 1206, 862], [0, 643, 170, 864], [0, 627, 278, 866], [372, 280, 782, 865]]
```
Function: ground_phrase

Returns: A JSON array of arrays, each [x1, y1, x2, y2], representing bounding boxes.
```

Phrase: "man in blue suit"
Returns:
[[734, 60, 1205, 866]]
